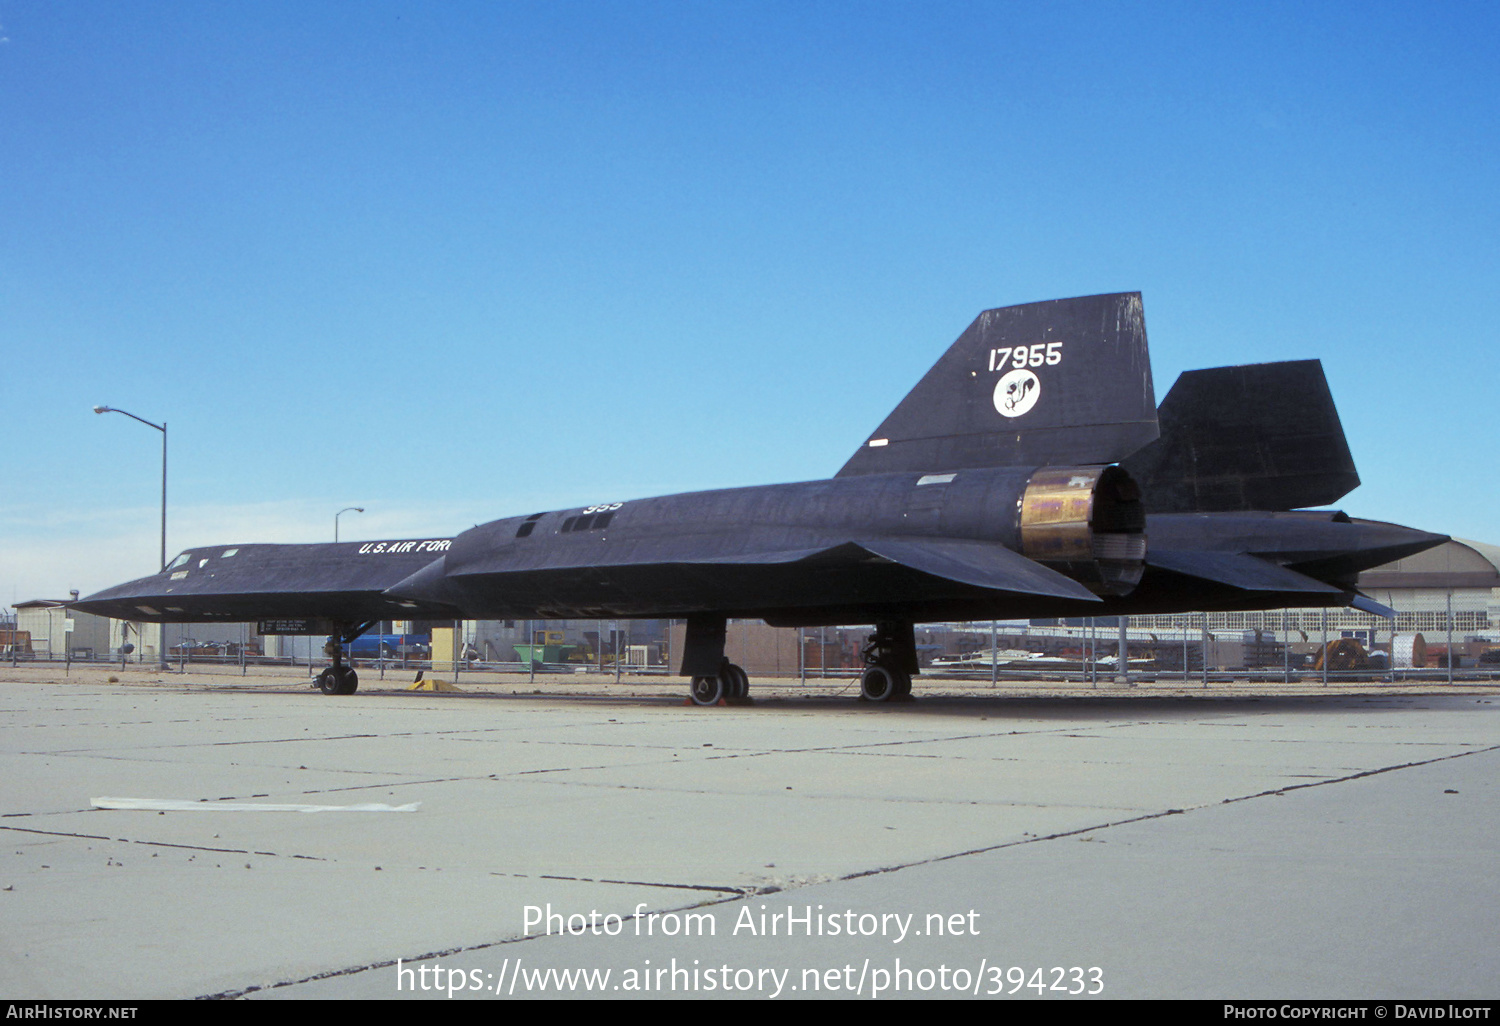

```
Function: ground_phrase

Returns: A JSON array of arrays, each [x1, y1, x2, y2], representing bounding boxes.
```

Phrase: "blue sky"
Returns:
[[2, 0, 1496, 605]]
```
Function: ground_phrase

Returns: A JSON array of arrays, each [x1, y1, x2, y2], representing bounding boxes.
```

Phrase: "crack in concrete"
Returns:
[[1217, 742, 1500, 806], [481, 773, 1145, 810], [532, 872, 746, 893], [0, 823, 331, 860], [842, 742, 1500, 878], [197, 887, 777, 1000]]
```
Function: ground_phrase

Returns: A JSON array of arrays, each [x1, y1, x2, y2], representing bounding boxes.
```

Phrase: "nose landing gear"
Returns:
[[317, 664, 359, 695], [316, 621, 376, 696]]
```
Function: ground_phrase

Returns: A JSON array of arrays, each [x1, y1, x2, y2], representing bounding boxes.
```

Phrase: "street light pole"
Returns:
[[94, 405, 168, 670], [335, 506, 364, 542], [93, 406, 167, 572]]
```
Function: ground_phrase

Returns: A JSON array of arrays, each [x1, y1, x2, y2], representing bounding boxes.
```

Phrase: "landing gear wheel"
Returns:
[[318, 666, 359, 695], [721, 663, 749, 699], [860, 621, 918, 704], [861, 665, 898, 702], [690, 674, 724, 705]]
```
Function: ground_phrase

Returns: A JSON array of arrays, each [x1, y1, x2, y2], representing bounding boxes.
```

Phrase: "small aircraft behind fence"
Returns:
[[75, 293, 1446, 704]]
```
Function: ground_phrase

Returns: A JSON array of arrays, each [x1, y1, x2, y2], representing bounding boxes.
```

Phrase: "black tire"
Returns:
[[319, 667, 359, 695], [690, 674, 724, 705], [722, 663, 749, 699], [861, 665, 897, 702], [894, 671, 912, 698]]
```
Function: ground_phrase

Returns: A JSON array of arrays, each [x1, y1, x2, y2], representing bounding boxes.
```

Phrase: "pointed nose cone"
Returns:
[[72, 572, 171, 620]]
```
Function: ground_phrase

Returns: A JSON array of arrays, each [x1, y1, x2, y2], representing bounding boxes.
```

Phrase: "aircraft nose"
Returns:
[[70, 577, 161, 620]]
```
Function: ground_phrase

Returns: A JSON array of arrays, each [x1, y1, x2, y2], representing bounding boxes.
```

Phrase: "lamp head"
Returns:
[[93, 405, 110, 414]]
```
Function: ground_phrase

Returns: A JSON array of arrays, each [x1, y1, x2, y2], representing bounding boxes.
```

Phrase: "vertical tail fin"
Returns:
[[1119, 360, 1360, 512], [836, 293, 1158, 477]]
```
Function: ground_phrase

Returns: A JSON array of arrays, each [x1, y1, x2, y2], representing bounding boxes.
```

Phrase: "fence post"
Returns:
[[1447, 589, 1454, 685], [1321, 607, 1328, 687], [1201, 612, 1209, 688], [1282, 608, 1289, 685], [1118, 617, 1129, 687]]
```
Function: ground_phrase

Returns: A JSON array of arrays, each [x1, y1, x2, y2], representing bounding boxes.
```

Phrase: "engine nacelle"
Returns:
[[1018, 465, 1146, 596]]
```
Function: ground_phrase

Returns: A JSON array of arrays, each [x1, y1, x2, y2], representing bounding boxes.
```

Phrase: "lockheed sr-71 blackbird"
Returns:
[[75, 293, 1446, 703]]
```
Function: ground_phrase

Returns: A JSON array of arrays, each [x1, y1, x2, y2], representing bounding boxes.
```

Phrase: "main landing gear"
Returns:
[[689, 661, 750, 706], [681, 615, 752, 706], [860, 620, 917, 703], [678, 614, 920, 706], [316, 621, 376, 696]]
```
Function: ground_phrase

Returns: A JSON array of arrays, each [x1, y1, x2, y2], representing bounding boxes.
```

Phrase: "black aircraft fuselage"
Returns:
[[75, 293, 1447, 702], [386, 473, 1436, 624]]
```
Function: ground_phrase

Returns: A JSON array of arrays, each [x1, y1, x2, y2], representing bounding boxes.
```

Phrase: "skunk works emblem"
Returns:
[[993, 368, 1040, 417]]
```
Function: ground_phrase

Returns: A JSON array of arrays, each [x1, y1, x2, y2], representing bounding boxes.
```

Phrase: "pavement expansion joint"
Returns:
[[200, 888, 770, 1001], [0, 822, 334, 860], [1218, 742, 1500, 805], [799, 745, 1499, 886], [533, 872, 751, 894], [211, 733, 380, 746]]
